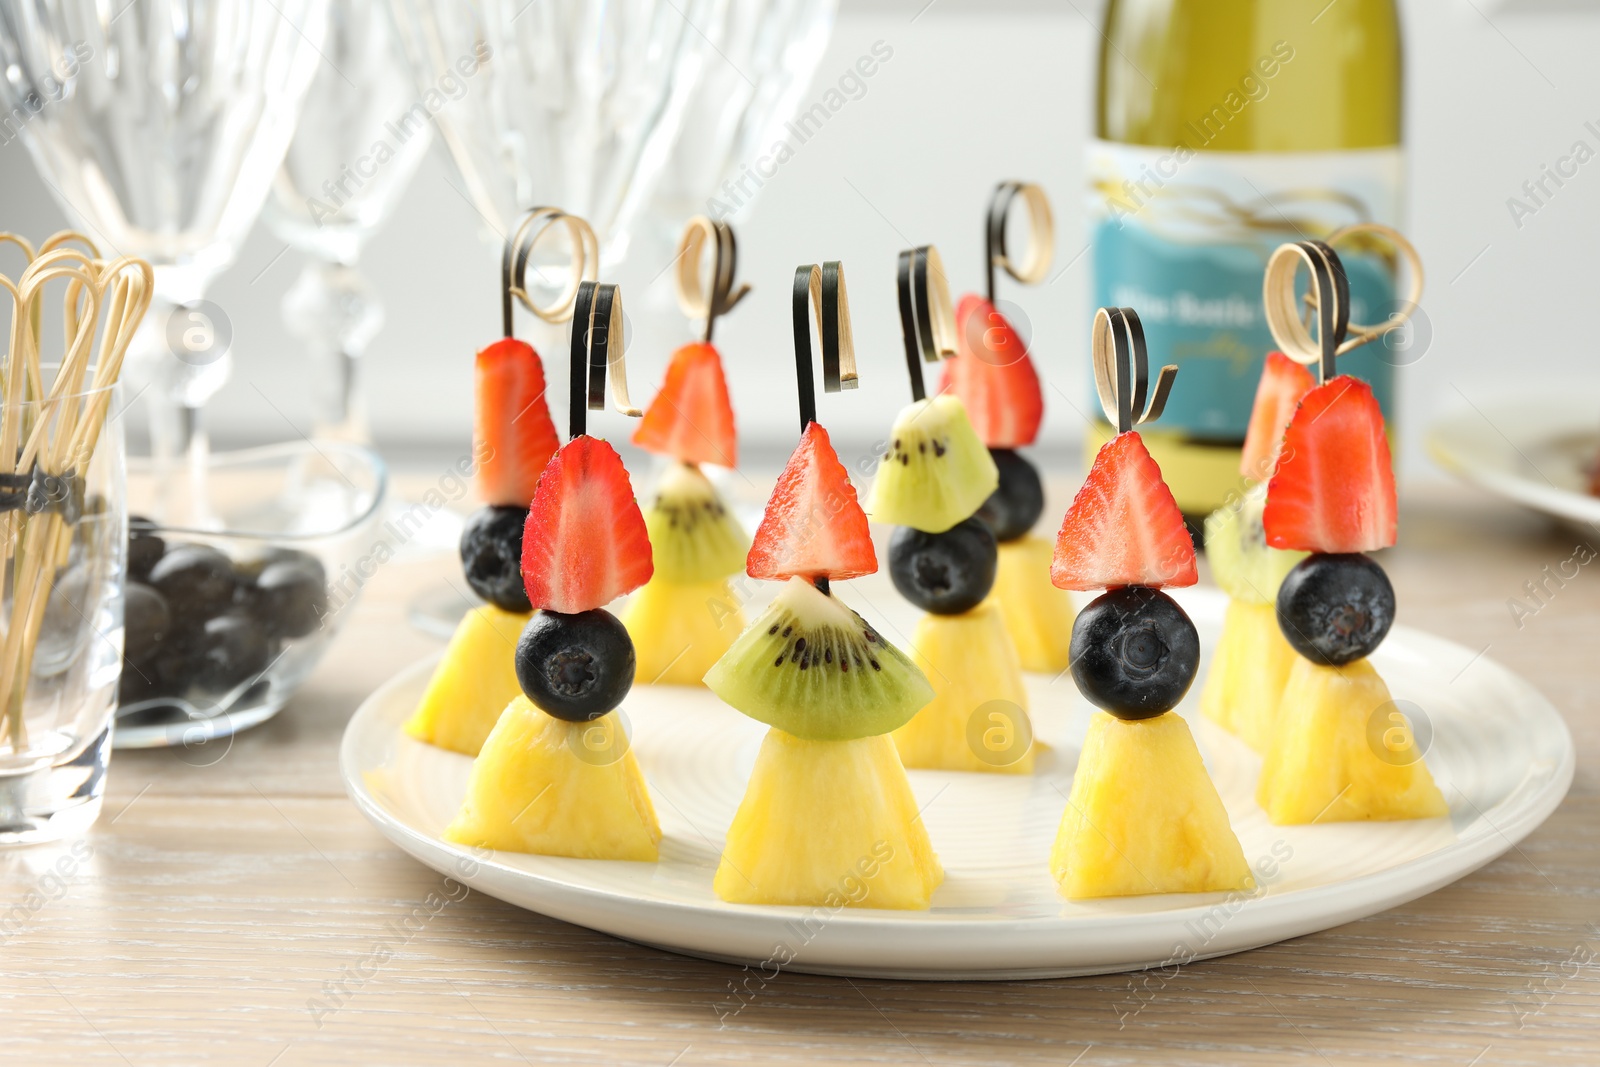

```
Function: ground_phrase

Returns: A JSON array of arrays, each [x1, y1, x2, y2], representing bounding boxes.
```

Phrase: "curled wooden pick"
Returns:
[[986, 181, 1055, 303], [504, 207, 599, 332], [1263, 239, 1349, 382], [675, 216, 750, 344], [896, 244, 957, 403], [1092, 305, 1176, 434], [569, 280, 640, 438], [791, 261, 857, 433]]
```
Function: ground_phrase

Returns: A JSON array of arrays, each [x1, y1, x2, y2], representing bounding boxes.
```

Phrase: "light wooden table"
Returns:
[[3, 480, 1594, 1067]]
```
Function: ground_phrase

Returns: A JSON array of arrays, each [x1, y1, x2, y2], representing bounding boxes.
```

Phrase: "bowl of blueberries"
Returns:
[[118, 440, 387, 748]]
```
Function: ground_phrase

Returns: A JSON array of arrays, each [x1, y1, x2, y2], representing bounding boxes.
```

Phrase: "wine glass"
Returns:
[[263, 0, 431, 443], [0, 0, 329, 524]]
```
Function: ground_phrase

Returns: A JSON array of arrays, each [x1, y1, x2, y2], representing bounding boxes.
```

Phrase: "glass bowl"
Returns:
[[117, 440, 387, 748]]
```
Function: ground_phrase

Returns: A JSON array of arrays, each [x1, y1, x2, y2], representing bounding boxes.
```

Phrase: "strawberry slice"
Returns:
[[1264, 376, 1396, 554], [1051, 431, 1197, 590], [521, 436, 653, 613], [747, 422, 876, 582], [1239, 351, 1316, 482], [474, 338, 561, 507], [632, 342, 738, 467], [939, 295, 1044, 448]]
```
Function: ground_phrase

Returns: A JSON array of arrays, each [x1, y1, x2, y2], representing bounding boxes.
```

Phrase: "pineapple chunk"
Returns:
[[445, 696, 661, 861], [992, 536, 1076, 673], [622, 576, 745, 686], [1053, 712, 1253, 899], [404, 603, 529, 756], [1258, 657, 1448, 824], [716, 729, 943, 909], [894, 599, 1035, 774], [1200, 598, 1297, 754]]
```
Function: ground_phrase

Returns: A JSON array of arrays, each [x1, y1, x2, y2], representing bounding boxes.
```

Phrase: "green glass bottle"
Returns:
[[1090, 0, 1403, 515]]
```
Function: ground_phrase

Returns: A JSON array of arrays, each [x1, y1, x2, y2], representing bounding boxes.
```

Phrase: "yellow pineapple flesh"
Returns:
[[1200, 598, 1297, 754], [404, 604, 529, 756], [621, 577, 745, 686], [991, 536, 1076, 673], [1052, 711, 1253, 899], [1258, 656, 1448, 824], [445, 696, 661, 861], [893, 599, 1036, 774], [716, 729, 943, 909]]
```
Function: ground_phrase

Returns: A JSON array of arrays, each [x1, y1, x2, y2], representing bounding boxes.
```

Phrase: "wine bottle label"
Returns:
[[1088, 140, 1403, 440]]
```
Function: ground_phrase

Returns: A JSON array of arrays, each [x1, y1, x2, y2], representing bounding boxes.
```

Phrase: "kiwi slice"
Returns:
[[704, 576, 933, 741], [643, 461, 750, 583], [867, 395, 999, 534], [1205, 482, 1308, 604]]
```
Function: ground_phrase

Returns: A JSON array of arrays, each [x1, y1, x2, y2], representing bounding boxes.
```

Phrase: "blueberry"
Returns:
[[1070, 586, 1200, 719], [148, 544, 236, 625], [888, 517, 997, 615], [193, 614, 274, 694], [975, 449, 1044, 542], [515, 609, 635, 722], [128, 516, 165, 581], [1276, 553, 1394, 666], [247, 556, 329, 639], [123, 582, 171, 669], [461, 505, 531, 613]]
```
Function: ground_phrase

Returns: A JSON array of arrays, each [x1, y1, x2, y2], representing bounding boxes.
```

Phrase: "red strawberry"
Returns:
[[521, 436, 653, 613], [1239, 351, 1316, 482], [1051, 432, 1197, 591], [747, 422, 876, 582], [939, 295, 1044, 448], [632, 342, 738, 467], [1264, 376, 1397, 554], [474, 338, 561, 507]]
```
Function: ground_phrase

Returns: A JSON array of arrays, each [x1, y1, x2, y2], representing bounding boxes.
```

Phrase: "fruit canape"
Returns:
[[941, 182, 1077, 672], [1051, 307, 1253, 899], [405, 209, 592, 756], [1199, 352, 1312, 753], [1253, 232, 1446, 825], [445, 277, 663, 861], [622, 218, 751, 685], [703, 262, 943, 909], [864, 244, 1034, 774]]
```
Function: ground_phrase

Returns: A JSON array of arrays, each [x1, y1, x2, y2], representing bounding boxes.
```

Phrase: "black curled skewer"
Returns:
[[985, 181, 1055, 305], [1263, 224, 1425, 384], [502, 207, 599, 335], [568, 280, 640, 438], [895, 245, 956, 402], [1092, 306, 1178, 435], [790, 261, 857, 434], [676, 216, 751, 344]]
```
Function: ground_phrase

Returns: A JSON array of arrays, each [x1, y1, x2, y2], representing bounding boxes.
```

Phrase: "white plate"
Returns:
[[340, 585, 1573, 980], [1427, 401, 1600, 529]]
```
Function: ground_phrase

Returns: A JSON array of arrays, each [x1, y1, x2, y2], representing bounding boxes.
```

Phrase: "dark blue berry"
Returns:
[[128, 516, 165, 581], [461, 505, 531, 613], [148, 544, 236, 624], [975, 449, 1044, 542], [123, 582, 171, 669], [888, 517, 997, 615], [1276, 553, 1394, 666], [1070, 586, 1199, 719], [193, 614, 274, 694], [515, 609, 635, 722], [247, 555, 329, 639]]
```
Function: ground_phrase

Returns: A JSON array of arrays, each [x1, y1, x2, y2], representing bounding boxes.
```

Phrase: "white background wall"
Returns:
[[2, 0, 1598, 480]]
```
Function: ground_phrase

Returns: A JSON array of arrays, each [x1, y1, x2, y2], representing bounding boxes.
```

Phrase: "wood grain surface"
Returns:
[[2, 477, 1594, 1067]]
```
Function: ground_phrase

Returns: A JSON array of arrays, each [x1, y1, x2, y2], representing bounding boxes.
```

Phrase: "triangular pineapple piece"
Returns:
[[1258, 657, 1448, 824], [404, 604, 529, 756], [716, 729, 943, 909], [893, 599, 1036, 774], [992, 536, 1076, 673], [1053, 711, 1253, 899], [1201, 598, 1297, 754], [445, 696, 661, 861], [621, 577, 745, 686]]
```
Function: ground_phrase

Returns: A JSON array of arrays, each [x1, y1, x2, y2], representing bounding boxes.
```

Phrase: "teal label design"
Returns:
[[1088, 142, 1403, 440]]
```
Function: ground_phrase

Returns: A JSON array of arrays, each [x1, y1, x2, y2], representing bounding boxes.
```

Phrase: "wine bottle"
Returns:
[[1090, 0, 1402, 517]]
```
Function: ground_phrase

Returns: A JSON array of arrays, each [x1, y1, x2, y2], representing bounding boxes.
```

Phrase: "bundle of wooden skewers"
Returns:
[[0, 232, 152, 753]]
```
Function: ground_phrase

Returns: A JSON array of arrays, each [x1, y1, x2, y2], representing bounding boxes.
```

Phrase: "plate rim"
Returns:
[[1427, 403, 1600, 526]]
